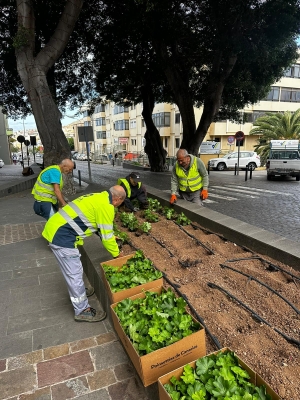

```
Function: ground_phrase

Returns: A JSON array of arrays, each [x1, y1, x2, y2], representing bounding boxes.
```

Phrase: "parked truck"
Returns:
[[266, 139, 300, 181]]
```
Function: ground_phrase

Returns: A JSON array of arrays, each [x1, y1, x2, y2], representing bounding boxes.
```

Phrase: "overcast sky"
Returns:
[[8, 108, 80, 132]]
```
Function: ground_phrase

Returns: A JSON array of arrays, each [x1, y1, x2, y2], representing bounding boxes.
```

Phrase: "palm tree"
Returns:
[[250, 108, 300, 165]]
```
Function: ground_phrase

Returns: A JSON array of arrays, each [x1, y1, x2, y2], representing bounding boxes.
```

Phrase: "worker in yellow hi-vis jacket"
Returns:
[[42, 185, 126, 323]]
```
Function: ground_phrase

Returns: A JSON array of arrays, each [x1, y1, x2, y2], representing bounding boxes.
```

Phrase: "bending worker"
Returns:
[[32, 158, 74, 220], [117, 172, 148, 212], [42, 186, 126, 323], [170, 149, 209, 205]]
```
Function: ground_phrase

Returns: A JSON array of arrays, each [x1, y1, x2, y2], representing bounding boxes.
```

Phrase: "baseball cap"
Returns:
[[129, 172, 140, 180]]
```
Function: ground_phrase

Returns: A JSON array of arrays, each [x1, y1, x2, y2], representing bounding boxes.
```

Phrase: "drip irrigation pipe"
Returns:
[[207, 282, 300, 347], [220, 264, 300, 315], [148, 233, 175, 258], [227, 255, 300, 283], [174, 222, 215, 255], [190, 223, 255, 254], [127, 240, 222, 350], [258, 257, 300, 282]]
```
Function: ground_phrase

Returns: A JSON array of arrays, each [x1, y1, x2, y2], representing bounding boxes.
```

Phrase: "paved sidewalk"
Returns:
[[0, 165, 153, 400]]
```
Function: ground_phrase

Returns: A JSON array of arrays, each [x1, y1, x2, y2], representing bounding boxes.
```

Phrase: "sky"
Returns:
[[7, 109, 80, 133]]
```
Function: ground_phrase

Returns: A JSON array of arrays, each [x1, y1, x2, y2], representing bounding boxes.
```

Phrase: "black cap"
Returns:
[[129, 172, 140, 180]]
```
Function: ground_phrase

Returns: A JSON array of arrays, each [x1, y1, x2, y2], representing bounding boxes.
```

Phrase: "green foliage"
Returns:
[[162, 206, 175, 220], [164, 350, 272, 400], [120, 212, 139, 231], [67, 137, 74, 150], [102, 250, 162, 293], [143, 209, 159, 222], [114, 288, 200, 355], [139, 221, 152, 233], [148, 198, 163, 213], [113, 223, 129, 244], [176, 212, 191, 226], [12, 26, 30, 49]]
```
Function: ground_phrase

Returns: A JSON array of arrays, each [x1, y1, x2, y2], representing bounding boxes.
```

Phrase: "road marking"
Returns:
[[208, 193, 240, 200], [211, 185, 275, 197], [226, 185, 293, 196]]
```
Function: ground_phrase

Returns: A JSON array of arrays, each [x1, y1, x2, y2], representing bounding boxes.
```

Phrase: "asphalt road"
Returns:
[[73, 161, 300, 243]]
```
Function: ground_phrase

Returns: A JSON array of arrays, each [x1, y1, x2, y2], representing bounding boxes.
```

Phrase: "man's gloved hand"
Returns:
[[133, 207, 140, 212], [201, 189, 208, 200], [170, 194, 177, 204]]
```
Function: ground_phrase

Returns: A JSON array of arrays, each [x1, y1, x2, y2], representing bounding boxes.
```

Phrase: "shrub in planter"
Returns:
[[114, 287, 200, 356], [102, 250, 162, 294], [143, 209, 159, 222], [120, 212, 139, 231]]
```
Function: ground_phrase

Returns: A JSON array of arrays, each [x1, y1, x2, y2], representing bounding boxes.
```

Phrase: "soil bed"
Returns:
[[114, 209, 300, 400]]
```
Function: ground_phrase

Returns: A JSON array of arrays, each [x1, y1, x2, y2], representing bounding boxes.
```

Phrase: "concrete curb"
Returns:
[[0, 175, 37, 198]]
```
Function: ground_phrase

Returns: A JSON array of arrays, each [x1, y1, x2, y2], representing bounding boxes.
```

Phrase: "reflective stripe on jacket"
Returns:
[[117, 178, 141, 198], [32, 165, 63, 204], [175, 157, 203, 192], [42, 192, 119, 257]]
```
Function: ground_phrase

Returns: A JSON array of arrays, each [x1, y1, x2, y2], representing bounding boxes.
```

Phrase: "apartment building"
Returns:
[[70, 61, 300, 157]]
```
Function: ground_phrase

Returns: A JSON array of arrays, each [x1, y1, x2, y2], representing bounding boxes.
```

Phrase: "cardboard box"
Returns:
[[100, 253, 163, 303], [158, 348, 280, 400], [111, 286, 206, 387]]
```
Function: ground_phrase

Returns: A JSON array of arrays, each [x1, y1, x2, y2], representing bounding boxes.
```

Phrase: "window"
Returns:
[[130, 120, 136, 129], [152, 112, 171, 127], [95, 104, 105, 113], [264, 87, 279, 101], [175, 138, 180, 148], [114, 120, 129, 130], [175, 113, 180, 123], [131, 139, 137, 146], [280, 88, 300, 102], [82, 110, 89, 117], [84, 121, 91, 126], [96, 117, 105, 126], [164, 138, 168, 147], [284, 64, 300, 78], [96, 131, 106, 139], [142, 119, 145, 127], [106, 131, 110, 138], [114, 105, 129, 114]]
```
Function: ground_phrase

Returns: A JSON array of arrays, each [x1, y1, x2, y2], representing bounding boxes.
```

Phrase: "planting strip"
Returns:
[[173, 222, 215, 255], [207, 282, 300, 347], [220, 263, 300, 315]]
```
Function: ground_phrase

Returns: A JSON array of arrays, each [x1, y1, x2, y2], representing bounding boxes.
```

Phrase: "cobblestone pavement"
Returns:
[[73, 161, 300, 242]]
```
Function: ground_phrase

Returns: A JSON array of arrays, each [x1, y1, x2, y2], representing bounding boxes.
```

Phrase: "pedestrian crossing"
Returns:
[[206, 185, 292, 203], [163, 185, 292, 204]]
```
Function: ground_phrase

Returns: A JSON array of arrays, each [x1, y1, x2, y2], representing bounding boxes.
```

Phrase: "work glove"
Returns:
[[133, 207, 140, 212], [170, 194, 177, 204], [201, 189, 208, 200]]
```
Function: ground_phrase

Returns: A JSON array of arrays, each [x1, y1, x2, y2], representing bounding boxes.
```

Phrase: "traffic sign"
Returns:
[[235, 131, 244, 141], [227, 136, 235, 144]]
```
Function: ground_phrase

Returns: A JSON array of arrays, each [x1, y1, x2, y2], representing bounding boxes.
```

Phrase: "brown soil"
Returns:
[[114, 210, 300, 400]]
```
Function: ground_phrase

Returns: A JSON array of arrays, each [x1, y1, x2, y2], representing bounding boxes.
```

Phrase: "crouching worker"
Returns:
[[42, 186, 126, 322], [117, 172, 148, 212]]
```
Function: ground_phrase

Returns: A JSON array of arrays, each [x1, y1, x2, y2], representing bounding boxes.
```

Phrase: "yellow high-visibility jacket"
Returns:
[[175, 157, 202, 192], [117, 178, 141, 198], [32, 165, 63, 204], [42, 191, 119, 257]]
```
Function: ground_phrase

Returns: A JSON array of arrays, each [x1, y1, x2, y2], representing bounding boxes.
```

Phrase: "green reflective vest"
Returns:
[[42, 192, 119, 257], [117, 178, 141, 198], [32, 165, 63, 204], [175, 157, 202, 192]]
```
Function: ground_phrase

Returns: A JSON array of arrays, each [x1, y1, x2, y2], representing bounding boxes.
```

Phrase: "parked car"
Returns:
[[208, 151, 261, 171], [0, 159, 4, 168]]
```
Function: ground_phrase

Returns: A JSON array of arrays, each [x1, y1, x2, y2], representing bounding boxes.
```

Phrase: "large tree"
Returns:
[[0, 0, 100, 166], [96, 0, 300, 157]]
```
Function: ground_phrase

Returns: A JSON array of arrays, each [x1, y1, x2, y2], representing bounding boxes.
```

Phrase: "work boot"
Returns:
[[85, 287, 95, 297], [74, 307, 106, 322]]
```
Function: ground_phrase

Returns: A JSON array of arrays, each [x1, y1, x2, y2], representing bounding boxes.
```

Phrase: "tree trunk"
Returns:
[[141, 85, 166, 171], [14, 0, 83, 167]]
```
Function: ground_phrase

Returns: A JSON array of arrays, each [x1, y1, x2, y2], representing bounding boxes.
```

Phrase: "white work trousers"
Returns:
[[49, 244, 89, 315]]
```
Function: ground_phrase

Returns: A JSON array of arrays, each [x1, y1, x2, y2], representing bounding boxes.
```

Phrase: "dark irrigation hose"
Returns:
[[148, 233, 175, 258], [174, 222, 215, 255], [220, 264, 300, 315], [127, 240, 222, 351], [207, 282, 300, 348], [190, 223, 255, 254], [227, 256, 262, 262]]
